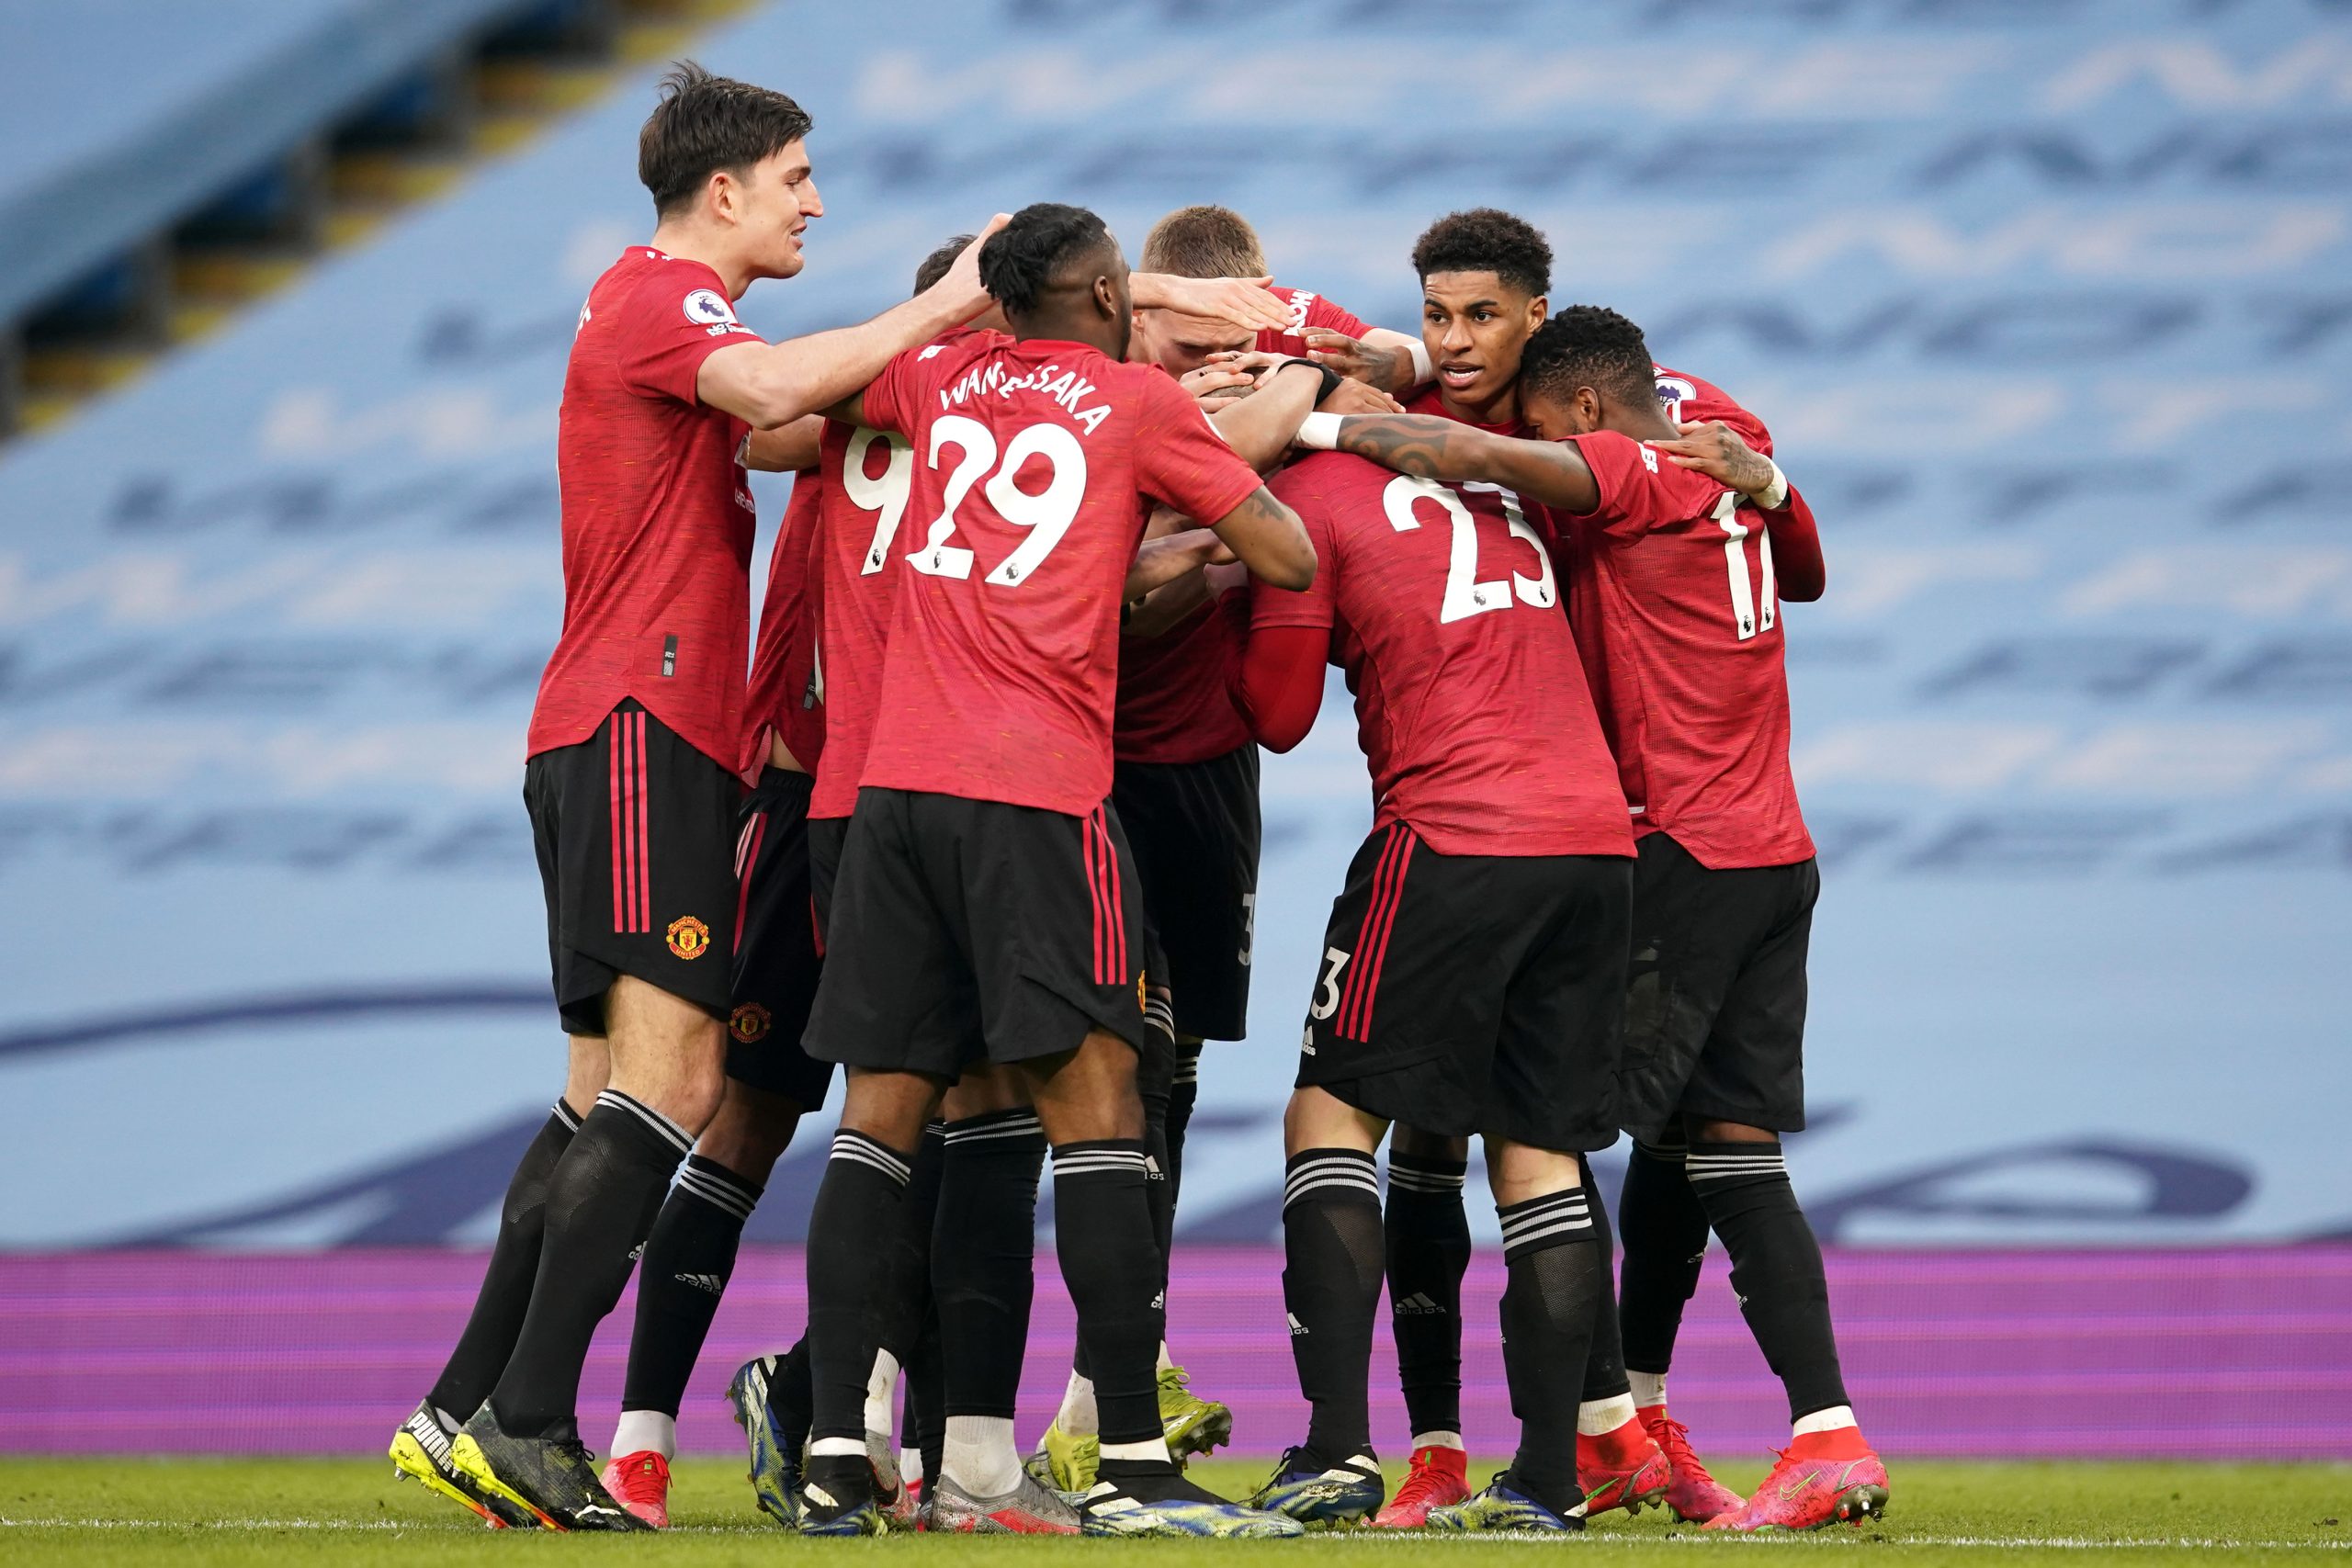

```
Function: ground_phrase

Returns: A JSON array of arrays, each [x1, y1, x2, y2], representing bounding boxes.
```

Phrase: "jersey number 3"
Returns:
[[1383, 475, 1555, 624]]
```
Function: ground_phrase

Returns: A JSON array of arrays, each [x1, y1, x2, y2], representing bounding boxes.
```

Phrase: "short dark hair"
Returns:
[[978, 203, 1116, 317], [913, 234, 975, 297], [1140, 205, 1266, 278], [1520, 305, 1657, 409], [638, 62, 812, 218], [1411, 209, 1552, 298]]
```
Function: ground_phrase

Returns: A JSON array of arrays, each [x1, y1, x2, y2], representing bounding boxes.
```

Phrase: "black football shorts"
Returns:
[[803, 786, 1153, 1077], [1295, 822, 1632, 1154], [723, 767, 834, 1108], [1111, 744, 1261, 1042], [807, 811, 848, 942], [1616, 831, 1819, 1143], [524, 699, 738, 1036]]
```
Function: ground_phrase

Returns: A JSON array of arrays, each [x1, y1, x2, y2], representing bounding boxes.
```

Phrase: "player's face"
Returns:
[[1131, 308, 1252, 377], [1420, 271, 1546, 407], [738, 140, 822, 279], [1520, 384, 1601, 442]]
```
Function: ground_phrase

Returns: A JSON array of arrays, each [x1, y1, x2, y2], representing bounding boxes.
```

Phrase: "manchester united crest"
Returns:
[[666, 914, 711, 960], [729, 1003, 770, 1043]]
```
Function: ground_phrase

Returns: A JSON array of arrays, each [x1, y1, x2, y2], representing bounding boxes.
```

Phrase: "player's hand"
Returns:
[[1159, 275, 1292, 334], [1181, 365, 1257, 406], [1303, 328, 1402, 390], [1316, 377, 1404, 415], [937, 214, 1012, 319], [1654, 419, 1777, 497]]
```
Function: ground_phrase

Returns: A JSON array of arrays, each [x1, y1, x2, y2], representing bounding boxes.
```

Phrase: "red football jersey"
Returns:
[[529, 248, 762, 768], [857, 334, 1268, 815], [1655, 363, 1771, 455], [1560, 428, 1814, 869], [1257, 452, 1633, 858], [1257, 284, 1371, 356], [741, 470, 827, 777]]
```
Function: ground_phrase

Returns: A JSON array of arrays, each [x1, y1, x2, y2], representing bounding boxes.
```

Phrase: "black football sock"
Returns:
[[1497, 1186, 1604, 1516], [426, 1101, 578, 1420], [1137, 1030, 1179, 1289], [768, 1334, 813, 1472], [1687, 1138, 1851, 1421], [1282, 1147, 1384, 1462], [804, 1128, 916, 1502], [488, 1089, 690, 1439], [936, 1109, 1046, 1421], [1050, 1140, 1165, 1447], [1618, 1135, 1709, 1382], [1383, 1147, 1470, 1440], [1165, 1040, 1204, 1196], [873, 1124, 946, 1387], [618, 1153, 761, 1421], [1577, 1154, 1633, 1407]]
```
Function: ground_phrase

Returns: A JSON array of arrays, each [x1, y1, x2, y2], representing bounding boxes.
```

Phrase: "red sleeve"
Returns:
[[1563, 431, 1667, 542], [1231, 624, 1327, 752], [1762, 484, 1826, 602], [857, 343, 928, 435], [1302, 293, 1371, 340], [1679, 389, 1773, 457], [1255, 466, 1340, 633], [1135, 371, 1267, 523], [616, 269, 764, 403]]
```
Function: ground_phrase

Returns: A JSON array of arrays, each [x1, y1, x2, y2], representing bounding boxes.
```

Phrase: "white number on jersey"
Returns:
[[907, 416, 1089, 585], [1308, 946, 1351, 1020], [842, 426, 914, 576], [1382, 474, 1555, 624], [1712, 491, 1777, 640]]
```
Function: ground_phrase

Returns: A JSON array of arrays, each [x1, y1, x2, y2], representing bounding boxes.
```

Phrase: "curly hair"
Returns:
[[638, 62, 812, 218], [978, 203, 1115, 317], [1519, 305, 1657, 409], [1410, 208, 1552, 298]]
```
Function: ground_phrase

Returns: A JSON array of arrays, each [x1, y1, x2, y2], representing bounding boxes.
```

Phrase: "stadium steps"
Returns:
[[9, 0, 755, 444]]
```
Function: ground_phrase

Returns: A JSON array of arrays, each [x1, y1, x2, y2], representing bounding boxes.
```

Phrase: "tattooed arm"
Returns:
[[1304, 413, 1603, 513]]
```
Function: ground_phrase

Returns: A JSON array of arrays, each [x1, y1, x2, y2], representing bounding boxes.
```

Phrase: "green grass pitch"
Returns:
[[2, 1456, 2346, 1565]]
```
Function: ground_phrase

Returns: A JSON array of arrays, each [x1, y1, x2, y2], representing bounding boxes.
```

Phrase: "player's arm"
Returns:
[[1125, 527, 1232, 610], [1209, 359, 1326, 470], [1298, 412, 1604, 513], [1230, 618, 1327, 753], [1130, 273, 1293, 334], [1202, 486, 1315, 591], [742, 415, 825, 472], [696, 218, 1007, 428], [1758, 486, 1825, 601]]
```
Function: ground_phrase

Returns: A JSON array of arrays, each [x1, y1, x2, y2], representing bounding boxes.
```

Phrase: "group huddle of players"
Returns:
[[384, 64, 1893, 1540]]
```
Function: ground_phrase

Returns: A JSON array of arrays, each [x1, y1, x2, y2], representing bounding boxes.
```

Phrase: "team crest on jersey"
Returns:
[[666, 914, 712, 960], [729, 1003, 771, 1043]]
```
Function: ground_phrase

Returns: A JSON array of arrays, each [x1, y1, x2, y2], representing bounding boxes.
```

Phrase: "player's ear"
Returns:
[[1528, 294, 1549, 332], [1093, 274, 1117, 321]]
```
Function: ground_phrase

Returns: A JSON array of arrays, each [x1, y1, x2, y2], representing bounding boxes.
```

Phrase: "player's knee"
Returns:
[[695, 1080, 805, 1181], [1482, 1136, 1580, 1207], [1392, 1123, 1469, 1164], [1689, 1117, 1776, 1145], [839, 1067, 942, 1150], [1283, 1084, 1384, 1156], [1023, 1031, 1143, 1143]]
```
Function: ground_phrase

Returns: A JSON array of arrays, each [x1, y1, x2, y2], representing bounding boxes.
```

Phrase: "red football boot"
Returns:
[[1703, 1427, 1889, 1531], [1368, 1444, 1471, 1528], [598, 1450, 671, 1529], [1577, 1416, 1669, 1516], [1637, 1405, 1742, 1523]]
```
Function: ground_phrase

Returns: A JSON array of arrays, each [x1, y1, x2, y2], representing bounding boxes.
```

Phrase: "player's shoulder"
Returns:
[[1269, 449, 1386, 508], [1653, 361, 1771, 449], [603, 248, 739, 328]]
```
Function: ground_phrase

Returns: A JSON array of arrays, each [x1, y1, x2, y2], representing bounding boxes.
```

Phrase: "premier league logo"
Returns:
[[682, 288, 737, 327]]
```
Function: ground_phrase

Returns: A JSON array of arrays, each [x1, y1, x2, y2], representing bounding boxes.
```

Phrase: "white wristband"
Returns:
[[1752, 459, 1789, 511], [1297, 412, 1343, 450], [1406, 339, 1433, 385]]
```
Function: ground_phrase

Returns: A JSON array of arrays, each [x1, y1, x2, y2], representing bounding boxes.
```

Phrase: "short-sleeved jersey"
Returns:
[[1655, 363, 1770, 456], [856, 333, 1268, 816], [1258, 452, 1633, 858], [529, 248, 763, 767], [1560, 427, 1813, 869], [741, 471, 827, 777], [1257, 284, 1371, 356]]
